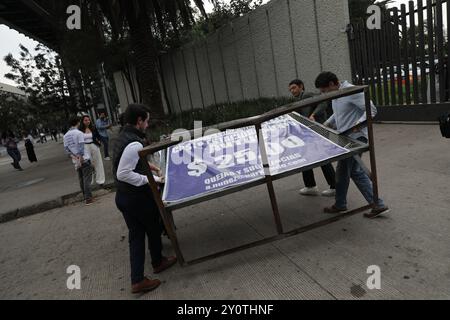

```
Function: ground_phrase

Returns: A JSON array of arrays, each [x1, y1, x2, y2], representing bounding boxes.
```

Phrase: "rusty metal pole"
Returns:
[[255, 123, 283, 234], [141, 155, 186, 265], [364, 88, 379, 205]]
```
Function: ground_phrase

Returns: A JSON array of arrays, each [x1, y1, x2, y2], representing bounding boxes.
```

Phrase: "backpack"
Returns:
[[438, 112, 450, 138]]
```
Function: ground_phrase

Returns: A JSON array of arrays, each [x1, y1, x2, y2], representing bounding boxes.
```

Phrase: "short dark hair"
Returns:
[[69, 116, 80, 127], [315, 72, 339, 88], [289, 79, 305, 90], [124, 104, 149, 125]]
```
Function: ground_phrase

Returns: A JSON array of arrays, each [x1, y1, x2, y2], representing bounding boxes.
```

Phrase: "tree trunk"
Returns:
[[125, 0, 165, 119]]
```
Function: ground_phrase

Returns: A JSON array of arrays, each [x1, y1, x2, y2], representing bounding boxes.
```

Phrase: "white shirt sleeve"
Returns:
[[116, 142, 149, 187]]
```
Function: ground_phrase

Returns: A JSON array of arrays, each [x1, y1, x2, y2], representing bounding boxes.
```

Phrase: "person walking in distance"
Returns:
[[96, 111, 112, 160], [113, 104, 176, 294], [23, 132, 37, 163], [1, 130, 23, 171], [79, 115, 105, 186]]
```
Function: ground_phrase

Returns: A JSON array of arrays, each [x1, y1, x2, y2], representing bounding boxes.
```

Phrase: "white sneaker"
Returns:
[[321, 189, 336, 197], [104, 157, 111, 161], [299, 186, 320, 196]]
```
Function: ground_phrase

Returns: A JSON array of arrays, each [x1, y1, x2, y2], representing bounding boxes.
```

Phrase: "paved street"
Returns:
[[0, 131, 116, 216], [0, 124, 449, 299]]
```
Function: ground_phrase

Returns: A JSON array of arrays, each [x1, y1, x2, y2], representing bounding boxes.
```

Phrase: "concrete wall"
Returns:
[[115, 0, 352, 114]]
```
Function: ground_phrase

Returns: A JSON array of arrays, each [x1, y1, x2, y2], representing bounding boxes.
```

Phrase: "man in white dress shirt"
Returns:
[[113, 104, 176, 294]]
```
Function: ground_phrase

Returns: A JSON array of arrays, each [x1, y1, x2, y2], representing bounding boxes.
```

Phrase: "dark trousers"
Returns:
[[115, 191, 163, 284], [7, 148, 22, 169], [99, 136, 109, 158], [77, 162, 93, 200], [302, 163, 336, 189]]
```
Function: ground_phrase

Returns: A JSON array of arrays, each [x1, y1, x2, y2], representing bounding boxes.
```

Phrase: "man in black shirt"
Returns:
[[289, 79, 336, 197]]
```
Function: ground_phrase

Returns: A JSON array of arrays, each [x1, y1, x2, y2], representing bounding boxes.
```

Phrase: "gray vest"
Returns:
[[112, 126, 151, 194]]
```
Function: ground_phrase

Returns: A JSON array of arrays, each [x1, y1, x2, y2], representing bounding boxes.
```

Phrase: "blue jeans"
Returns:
[[99, 135, 109, 158], [335, 154, 385, 210], [7, 148, 22, 169]]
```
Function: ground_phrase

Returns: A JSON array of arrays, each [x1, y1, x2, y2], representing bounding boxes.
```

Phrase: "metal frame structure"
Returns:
[[138, 86, 380, 266]]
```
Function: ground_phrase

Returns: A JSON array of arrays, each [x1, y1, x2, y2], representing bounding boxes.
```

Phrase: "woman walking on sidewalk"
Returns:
[[23, 132, 38, 163], [1, 131, 23, 171], [79, 115, 105, 185]]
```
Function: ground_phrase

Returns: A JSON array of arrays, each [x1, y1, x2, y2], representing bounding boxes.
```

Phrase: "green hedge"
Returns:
[[148, 97, 294, 141]]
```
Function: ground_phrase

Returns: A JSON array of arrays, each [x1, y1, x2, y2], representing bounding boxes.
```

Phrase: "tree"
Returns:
[[3, 44, 74, 130], [0, 93, 34, 134], [349, 0, 392, 22], [57, 0, 114, 115], [96, 0, 209, 120], [191, 0, 264, 37]]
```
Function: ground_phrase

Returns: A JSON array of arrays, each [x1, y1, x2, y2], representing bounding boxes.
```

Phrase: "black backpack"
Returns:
[[438, 112, 450, 138]]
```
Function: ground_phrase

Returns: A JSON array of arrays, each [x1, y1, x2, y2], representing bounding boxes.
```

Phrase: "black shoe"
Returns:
[[324, 205, 348, 214], [364, 206, 390, 219]]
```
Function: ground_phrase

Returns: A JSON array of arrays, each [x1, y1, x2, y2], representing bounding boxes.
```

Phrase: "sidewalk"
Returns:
[[0, 124, 449, 299], [0, 129, 118, 221]]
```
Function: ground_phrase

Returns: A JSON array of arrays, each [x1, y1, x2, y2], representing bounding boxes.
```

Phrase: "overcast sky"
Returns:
[[0, 0, 441, 86]]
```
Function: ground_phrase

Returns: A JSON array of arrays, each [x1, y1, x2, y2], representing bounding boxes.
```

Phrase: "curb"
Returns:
[[0, 183, 116, 224]]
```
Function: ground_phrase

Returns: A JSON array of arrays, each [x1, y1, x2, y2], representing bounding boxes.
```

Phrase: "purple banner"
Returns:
[[162, 115, 349, 204]]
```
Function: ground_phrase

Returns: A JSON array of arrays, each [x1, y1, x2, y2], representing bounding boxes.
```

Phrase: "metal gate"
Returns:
[[347, 0, 450, 115]]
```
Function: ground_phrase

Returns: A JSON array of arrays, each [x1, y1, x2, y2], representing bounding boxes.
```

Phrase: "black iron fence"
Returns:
[[348, 0, 450, 107]]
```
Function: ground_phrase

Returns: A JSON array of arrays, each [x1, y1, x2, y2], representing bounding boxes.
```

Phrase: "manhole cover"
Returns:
[[16, 178, 46, 188]]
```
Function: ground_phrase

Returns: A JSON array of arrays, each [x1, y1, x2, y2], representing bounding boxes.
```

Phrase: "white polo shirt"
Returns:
[[64, 127, 91, 168]]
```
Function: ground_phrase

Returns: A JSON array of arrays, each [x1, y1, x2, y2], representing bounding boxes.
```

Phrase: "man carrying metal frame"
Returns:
[[315, 72, 390, 218], [288, 79, 336, 197]]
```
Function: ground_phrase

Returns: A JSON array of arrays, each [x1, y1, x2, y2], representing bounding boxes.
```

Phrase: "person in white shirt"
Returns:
[[315, 71, 389, 219], [113, 104, 176, 294], [79, 115, 105, 186], [63, 117, 94, 205]]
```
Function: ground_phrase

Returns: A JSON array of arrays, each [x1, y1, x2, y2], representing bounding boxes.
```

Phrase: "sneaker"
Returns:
[[153, 256, 177, 274], [324, 205, 348, 214], [299, 186, 320, 196], [364, 206, 390, 219], [104, 157, 111, 161], [131, 277, 161, 294], [85, 198, 94, 206], [321, 189, 336, 197]]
